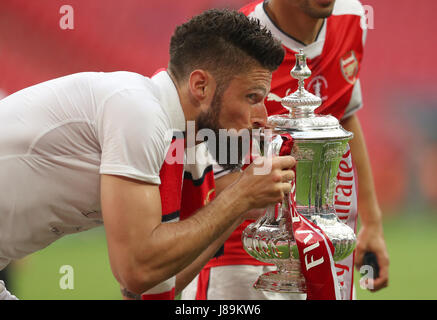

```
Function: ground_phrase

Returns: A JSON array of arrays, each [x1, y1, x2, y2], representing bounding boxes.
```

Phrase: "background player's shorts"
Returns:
[[181, 265, 306, 300]]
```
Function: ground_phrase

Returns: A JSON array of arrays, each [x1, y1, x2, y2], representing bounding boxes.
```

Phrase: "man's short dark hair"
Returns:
[[168, 9, 284, 83]]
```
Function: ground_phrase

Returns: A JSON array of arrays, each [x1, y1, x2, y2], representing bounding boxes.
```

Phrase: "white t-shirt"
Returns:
[[0, 70, 185, 270]]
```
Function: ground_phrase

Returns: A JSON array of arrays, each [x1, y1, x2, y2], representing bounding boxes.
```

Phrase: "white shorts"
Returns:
[[181, 265, 306, 300]]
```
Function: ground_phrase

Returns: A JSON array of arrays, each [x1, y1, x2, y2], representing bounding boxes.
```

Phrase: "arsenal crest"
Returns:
[[340, 51, 359, 84]]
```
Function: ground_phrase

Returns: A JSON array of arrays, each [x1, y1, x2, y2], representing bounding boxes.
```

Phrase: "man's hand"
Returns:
[[229, 155, 296, 210], [354, 210, 389, 292]]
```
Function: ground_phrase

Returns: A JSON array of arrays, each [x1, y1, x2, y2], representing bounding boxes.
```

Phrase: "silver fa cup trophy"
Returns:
[[242, 49, 357, 293]]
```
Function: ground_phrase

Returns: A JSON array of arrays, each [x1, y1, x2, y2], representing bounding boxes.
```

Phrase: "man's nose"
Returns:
[[250, 103, 268, 128]]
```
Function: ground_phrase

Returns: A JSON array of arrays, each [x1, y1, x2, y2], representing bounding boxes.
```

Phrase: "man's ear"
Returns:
[[188, 70, 216, 110]]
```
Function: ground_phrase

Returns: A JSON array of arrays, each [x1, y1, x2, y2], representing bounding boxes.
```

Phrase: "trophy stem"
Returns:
[[253, 260, 306, 293], [298, 79, 305, 92]]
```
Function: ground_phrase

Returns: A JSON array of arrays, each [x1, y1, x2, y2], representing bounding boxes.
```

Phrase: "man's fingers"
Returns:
[[357, 250, 389, 292], [366, 266, 388, 292], [277, 182, 292, 195], [370, 252, 389, 291], [281, 170, 295, 183], [371, 274, 388, 291], [240, 155, 296, 208], [273, 156, 296, 170], [354, 246, 365, 269]]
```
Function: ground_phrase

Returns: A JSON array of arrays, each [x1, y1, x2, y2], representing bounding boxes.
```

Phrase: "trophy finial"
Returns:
[[281, 50, 322, 117], [291, 49, 311, 91]]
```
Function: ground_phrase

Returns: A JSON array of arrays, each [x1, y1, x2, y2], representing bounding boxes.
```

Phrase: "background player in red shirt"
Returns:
[[179, 0, 389, 300]]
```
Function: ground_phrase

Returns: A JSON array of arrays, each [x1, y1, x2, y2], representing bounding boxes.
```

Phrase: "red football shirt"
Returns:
[[142, 135, 184, 300], [205, 0, 367, 268]]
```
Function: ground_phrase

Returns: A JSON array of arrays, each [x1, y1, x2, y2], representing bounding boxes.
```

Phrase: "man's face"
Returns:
[[294, 0, 336, 18], [196, 67, 272, 169], [217, 67, 272, 132]]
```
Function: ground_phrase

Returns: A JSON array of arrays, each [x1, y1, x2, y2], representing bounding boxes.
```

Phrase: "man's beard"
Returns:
[[196, 91, 250, 172]]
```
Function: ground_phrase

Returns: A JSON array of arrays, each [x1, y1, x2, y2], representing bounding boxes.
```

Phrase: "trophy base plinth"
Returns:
[[253, 270, 306, 293]]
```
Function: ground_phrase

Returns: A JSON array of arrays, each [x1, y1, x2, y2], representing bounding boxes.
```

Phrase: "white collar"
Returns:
[[249, 1, 326, 59], [151, 70, 186, 132]]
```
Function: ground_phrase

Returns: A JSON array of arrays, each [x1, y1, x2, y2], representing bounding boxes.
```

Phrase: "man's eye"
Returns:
[[247, 94, 259, 102]]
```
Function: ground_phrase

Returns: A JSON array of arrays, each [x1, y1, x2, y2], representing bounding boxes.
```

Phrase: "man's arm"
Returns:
[[341, 114, 389, 291], [174, 213, 244, 296], [174, 171, 267, 295], [101, 156, 295, 295]]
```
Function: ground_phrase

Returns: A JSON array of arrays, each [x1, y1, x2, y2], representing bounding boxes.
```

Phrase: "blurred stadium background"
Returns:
[[1, 0, 436, 300]]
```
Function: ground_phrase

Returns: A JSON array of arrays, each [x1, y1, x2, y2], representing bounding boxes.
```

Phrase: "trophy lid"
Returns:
[[268, 49, 353, 141]]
